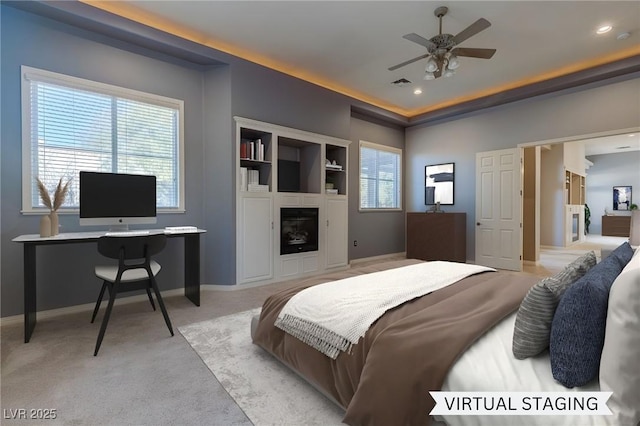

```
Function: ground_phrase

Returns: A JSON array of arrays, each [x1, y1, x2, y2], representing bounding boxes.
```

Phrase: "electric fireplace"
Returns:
[[280, 208, 319, 255]]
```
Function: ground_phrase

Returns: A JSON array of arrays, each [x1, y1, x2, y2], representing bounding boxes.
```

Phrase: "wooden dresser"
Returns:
[[602, 215, 631, 237], [406, 212, 466, 262]]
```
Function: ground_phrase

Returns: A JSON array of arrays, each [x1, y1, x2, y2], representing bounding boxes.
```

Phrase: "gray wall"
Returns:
[[1, 5, 400, 317], [349, 117, 406, 259], [585, 151, 640, 234], [1, 6, 205, 316], [406, 77, 640, 261]]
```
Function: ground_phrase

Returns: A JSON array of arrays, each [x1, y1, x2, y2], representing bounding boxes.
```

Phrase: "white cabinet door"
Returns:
[[326, 198, 348, 268], [239, 195, 273, 283]]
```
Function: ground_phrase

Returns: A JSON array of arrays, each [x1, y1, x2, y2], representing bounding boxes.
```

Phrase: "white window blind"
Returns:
[[359, 141, 402, 210], [22, 66, 184, 213]]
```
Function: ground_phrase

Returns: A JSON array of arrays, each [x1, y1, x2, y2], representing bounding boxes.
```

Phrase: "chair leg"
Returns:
[[94, 281, 119, 356], [146, 285, 156, 311], [149, 276, 174, 336], [91, 281, 108, 323]]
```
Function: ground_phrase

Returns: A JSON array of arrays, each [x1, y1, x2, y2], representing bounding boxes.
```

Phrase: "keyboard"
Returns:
[[104, 230, 151, 237], [164, 226, 198, 233]]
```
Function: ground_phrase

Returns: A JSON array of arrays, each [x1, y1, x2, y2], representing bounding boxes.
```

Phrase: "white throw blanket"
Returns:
[[274, 261, 496, 359]]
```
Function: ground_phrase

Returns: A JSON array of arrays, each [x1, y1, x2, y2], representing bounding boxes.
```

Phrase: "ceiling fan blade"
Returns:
[[452, 18, 491, 45], [402, 33, 436, 50], [452, 47, 496, 59], [388, 53, 431, 71]]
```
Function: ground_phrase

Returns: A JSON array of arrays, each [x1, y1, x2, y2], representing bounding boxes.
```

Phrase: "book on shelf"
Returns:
[[240, 167, 248, 191], [240, 138, 265, 161], [248, 169, 259, 185]]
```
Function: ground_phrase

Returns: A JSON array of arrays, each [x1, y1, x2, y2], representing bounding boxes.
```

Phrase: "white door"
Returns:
[[475, 148, 522, 271]]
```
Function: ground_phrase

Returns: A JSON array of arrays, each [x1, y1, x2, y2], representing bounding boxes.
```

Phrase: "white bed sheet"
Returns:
[[439, 313, 615, 426]]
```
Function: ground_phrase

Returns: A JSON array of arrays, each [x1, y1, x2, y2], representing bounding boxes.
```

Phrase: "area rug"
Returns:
[[179, 309, 345, 426]]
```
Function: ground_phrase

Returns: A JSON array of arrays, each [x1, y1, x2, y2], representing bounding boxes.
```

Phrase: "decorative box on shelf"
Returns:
[[326, 189, 338, 195], [248, 184, 269, 192]]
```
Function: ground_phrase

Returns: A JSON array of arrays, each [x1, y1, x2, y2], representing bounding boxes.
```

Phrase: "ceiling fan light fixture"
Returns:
[[446, 53, 460, 70], [443, 68, 456, 78], [424, 72, 436, 80], [425, 58, 438, 73]]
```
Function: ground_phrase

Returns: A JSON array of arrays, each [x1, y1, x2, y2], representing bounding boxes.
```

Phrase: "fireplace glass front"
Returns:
[[280, 208, 319, 255]]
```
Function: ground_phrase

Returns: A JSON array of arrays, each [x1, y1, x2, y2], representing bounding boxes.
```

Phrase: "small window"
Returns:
[[21, 66, 185, 213], [359, 141, 402, 210]]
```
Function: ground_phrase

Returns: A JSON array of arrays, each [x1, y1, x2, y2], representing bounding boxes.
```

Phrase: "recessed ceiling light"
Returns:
[[414, 88, 422, 95], [628, 134, 636, 137], [596, 25, 612, 35]]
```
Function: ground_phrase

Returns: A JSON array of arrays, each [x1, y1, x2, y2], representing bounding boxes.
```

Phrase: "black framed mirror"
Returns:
[[425, 163, 454, 205]]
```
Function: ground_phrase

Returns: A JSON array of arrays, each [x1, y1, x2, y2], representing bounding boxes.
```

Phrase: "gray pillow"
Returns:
[[550, 242, 634, 388], [512, 251, 596, 359]]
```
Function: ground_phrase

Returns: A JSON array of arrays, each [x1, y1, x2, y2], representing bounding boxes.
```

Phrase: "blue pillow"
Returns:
[[549, 242, 633, 388], [609, 241, 635, 267]]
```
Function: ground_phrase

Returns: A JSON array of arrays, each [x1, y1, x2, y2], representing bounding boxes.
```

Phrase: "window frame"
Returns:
[[20, 65, 185, 214], [358, 140, 403, 212]]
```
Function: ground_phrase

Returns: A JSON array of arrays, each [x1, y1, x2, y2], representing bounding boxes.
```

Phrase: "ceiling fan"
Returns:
[[389, 6, 496, 80]]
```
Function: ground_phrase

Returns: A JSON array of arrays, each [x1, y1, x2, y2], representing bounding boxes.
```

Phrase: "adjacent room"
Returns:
[[2, 1, 639, 425]]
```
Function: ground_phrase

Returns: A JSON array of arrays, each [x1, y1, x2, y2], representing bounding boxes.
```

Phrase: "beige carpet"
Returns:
[[179, 309, 345, 426]]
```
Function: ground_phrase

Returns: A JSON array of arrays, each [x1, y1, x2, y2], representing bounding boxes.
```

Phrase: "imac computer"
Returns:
[[79, 171, 157, 231]]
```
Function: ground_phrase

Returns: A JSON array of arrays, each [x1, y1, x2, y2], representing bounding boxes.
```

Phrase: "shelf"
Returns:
[[565, 170, 585, 206], [239, 126, 273, 191], [277, 136, 321, 194]]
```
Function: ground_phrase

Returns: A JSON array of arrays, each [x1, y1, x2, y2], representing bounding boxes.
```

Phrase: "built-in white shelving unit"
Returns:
[[235, 117, 350, 285]]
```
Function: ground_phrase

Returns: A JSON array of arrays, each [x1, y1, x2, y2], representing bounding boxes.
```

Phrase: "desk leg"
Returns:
[[184, 234, 200, 306], [24, 244, 37, 343]]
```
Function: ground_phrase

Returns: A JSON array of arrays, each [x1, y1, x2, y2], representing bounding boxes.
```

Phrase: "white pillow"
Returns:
[[599, 247, 640, 425]]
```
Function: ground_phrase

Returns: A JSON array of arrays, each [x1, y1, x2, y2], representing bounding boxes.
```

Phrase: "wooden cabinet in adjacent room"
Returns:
[[602, 215, 631, 237], [406, 212, 467, 263]]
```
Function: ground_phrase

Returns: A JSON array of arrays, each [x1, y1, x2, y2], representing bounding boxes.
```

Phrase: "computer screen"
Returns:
[[79, 171, 157, 230]]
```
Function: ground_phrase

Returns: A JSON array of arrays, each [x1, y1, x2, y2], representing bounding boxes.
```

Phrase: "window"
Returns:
[[21, 66, 184, 213], [359, 140, 402, 210]]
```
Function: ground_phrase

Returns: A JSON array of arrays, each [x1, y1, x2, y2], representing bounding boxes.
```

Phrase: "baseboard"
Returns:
[[349, 252, 406, 266], [0, 288, 186, 327]]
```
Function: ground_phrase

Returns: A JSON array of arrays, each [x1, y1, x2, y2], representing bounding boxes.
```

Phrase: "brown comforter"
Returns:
[[252, 259, 538, 425]]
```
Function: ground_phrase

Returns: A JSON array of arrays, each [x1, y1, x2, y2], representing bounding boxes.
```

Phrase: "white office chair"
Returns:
[[91, 234, 173, 356]]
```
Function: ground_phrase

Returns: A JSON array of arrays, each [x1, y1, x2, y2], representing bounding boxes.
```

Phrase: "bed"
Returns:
[[251, 245, 640, 426]]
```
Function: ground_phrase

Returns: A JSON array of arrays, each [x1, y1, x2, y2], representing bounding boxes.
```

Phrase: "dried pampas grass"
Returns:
[[36, 176, 72, 211], [52, 178, 72, 211], [36, 177, 52, 210]]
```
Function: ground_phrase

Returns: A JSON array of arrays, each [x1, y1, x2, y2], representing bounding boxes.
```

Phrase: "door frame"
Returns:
[[516, 126, 640, 261]]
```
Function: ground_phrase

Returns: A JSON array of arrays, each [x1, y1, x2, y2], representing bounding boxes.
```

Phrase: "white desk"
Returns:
[[12, 228, 206, 343]]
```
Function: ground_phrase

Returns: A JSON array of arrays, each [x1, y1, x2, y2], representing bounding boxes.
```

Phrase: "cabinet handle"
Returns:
[[476, 222, 481, 226], [327, 219, 330, 227]]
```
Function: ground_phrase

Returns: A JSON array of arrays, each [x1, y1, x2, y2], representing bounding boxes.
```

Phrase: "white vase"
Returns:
[[39, 214, 51, 237], [49, 211, 59, 236]]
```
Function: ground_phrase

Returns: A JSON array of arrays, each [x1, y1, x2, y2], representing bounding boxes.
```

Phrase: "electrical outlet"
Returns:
[[353, 240, 358, 247]]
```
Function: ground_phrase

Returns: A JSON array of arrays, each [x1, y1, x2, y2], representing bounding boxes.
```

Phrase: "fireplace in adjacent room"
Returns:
[[572, 213, 580, 242], [280, 208, 319, 255]]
